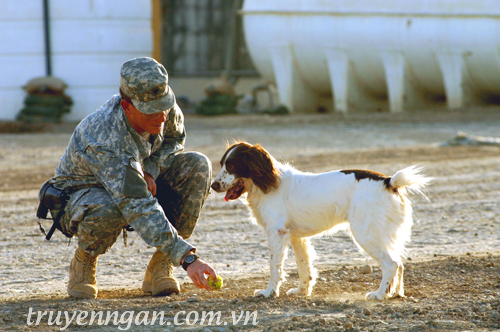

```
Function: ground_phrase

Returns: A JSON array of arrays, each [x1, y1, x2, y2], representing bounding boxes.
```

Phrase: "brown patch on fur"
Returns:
[[341, 169, 397, 193], [220, 141, 252, 167], [340, 169, 387, 181], [242, 144, 281, 194], [223, 142, 281, 194]]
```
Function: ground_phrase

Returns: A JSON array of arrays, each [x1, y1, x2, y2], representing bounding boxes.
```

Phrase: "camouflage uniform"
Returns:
[[45, 58, 211, 266]]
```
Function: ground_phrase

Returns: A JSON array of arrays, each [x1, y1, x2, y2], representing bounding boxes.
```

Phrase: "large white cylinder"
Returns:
[[0, 0, 152, 121], [242, 0, 500, 113]]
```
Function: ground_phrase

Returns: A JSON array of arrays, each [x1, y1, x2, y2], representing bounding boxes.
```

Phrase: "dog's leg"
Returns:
[[365, 253, 402, 300], [349, 197, 409, 300], [394, 264, 405, 297], [350, 224, 403, 300], [255, 227, 290, 298], [287, 237, 316, 296]]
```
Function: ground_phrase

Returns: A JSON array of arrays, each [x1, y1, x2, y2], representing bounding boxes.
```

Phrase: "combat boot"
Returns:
[[142, 249, 180, 296], [67, 246, 99, 299]]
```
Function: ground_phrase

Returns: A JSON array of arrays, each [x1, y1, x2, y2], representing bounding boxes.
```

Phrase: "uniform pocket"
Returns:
[[123, 158, 149, 198], [61, 188, 91, 235]]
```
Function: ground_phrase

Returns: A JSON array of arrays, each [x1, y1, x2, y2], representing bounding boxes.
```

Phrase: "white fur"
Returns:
[[213, 147, 238, 190], [213, 155, 431, 300]]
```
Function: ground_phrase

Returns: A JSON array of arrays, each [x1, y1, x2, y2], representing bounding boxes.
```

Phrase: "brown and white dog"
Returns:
[[211, 142, 431, 300]]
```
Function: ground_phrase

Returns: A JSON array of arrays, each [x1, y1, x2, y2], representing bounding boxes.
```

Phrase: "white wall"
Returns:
[[0, 0, 153, 121]]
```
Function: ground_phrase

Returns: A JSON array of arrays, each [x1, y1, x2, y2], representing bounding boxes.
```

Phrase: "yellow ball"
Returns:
[[207, 275, 223, 291]]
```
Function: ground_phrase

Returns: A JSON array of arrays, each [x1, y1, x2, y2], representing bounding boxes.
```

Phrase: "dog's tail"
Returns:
[[389, 165, 432, 199]]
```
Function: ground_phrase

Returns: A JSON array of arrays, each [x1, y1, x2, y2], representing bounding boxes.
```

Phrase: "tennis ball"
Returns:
[[207, 275, 223, 291]]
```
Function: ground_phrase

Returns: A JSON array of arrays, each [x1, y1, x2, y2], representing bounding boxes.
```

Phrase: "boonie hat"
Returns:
[[120, 57, 176, 114]]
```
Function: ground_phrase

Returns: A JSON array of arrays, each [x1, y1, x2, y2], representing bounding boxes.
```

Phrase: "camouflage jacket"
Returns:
[[48, 95, 194, 265]]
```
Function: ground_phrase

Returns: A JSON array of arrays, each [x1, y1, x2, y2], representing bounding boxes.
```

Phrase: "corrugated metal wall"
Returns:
[[161, 0, 257, 77]]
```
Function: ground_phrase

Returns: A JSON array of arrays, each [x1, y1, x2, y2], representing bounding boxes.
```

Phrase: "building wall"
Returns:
[[0, 0, 153, 121]]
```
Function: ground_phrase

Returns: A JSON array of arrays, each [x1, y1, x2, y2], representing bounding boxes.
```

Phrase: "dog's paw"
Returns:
[[365, 291, 387, 301], [254, 289, 278, 298], [286, 288, 308, 296]]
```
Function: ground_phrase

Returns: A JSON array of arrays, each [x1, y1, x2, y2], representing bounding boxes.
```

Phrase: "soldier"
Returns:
[[41, 57, 217, 299]]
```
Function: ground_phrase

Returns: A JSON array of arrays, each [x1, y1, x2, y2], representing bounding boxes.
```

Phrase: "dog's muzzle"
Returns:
[[211, 181, 221, 192]]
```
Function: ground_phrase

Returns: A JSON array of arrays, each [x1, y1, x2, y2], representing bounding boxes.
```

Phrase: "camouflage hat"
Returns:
[[120, 57, 176, 114]]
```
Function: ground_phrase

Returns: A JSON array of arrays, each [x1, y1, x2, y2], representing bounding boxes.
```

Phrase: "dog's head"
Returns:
[[211, 142, 281, 201]]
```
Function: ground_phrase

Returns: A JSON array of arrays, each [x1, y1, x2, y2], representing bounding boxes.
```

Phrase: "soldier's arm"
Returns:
[[85, 146, 194, 266]]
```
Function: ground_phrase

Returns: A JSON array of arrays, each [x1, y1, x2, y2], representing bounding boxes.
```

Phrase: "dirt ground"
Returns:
[[0, 108, 499, 331]]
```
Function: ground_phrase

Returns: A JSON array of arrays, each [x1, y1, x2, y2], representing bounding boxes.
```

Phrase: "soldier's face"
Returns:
[[122, 100, 168, 135]]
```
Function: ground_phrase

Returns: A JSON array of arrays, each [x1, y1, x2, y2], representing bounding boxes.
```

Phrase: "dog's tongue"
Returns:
[[224, 190, 235, 201], [224, 184, 239, 201], [223, 179, 244, 202]]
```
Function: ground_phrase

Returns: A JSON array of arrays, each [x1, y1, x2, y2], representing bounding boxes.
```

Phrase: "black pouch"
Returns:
[[37, 182, 72, 240]]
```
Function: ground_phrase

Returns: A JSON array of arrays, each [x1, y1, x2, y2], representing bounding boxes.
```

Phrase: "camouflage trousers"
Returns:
[[60, 152, 211, 256]]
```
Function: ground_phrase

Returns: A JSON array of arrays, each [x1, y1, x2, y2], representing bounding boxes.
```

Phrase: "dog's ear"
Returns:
[[241, 144, 280, 194], [222, 141, 252, 166]]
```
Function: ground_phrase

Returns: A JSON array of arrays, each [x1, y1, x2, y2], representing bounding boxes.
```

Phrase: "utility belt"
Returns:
[[36, 182, 135, 244], [36, 181, 72, 240]]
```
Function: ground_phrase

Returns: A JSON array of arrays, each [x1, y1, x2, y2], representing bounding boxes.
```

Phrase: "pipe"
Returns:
[[42, 0, 52, 76]]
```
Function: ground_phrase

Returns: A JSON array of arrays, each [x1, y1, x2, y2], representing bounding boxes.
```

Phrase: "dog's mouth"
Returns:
[[224, 178, 245, 201]]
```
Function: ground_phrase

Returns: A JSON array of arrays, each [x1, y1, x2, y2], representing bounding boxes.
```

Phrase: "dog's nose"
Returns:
[[211, 182, 220, 192]]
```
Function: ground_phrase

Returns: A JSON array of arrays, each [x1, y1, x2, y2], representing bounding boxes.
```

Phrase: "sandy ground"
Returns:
[[0, 108, 499, 331]]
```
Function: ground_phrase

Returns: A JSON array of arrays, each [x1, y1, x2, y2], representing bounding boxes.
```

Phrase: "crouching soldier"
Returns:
[[38, 57, 217, 299]]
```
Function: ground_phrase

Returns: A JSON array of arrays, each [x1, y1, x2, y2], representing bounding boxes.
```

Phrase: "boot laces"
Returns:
[[77, 250, 97, 282], [83, 254, 97, 273], [158, 255, 173, 272]]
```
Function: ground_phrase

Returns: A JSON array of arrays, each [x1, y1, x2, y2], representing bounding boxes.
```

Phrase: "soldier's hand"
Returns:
[[144, 172, 157, 196], [186, 259, 217, 291]]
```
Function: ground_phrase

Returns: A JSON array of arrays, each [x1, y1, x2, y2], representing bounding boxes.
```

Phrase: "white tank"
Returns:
[[242, 0, 500, 113], [0, 0, 152, 121]]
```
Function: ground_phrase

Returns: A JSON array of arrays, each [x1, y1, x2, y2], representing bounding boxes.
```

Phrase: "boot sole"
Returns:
[[68, 286, 98, 299], [142, 280, 153, 293], [151, 278, 180, 296]]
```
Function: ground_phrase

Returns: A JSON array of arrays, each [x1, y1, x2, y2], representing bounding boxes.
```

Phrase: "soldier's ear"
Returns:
[[121, 100, 131, 114]]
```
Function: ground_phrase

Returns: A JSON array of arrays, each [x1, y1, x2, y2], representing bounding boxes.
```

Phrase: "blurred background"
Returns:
[[2, 0, 500, 122]]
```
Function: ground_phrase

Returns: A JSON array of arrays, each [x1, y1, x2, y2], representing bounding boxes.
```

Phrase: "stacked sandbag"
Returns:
[[17, 76, 73, 123]]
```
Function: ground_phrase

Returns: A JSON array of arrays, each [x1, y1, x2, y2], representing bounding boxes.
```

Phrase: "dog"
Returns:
[[211, 142, 431, 300]]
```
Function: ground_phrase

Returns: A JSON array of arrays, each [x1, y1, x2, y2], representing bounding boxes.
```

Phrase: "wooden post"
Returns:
[[151, 0, 162, 61]]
